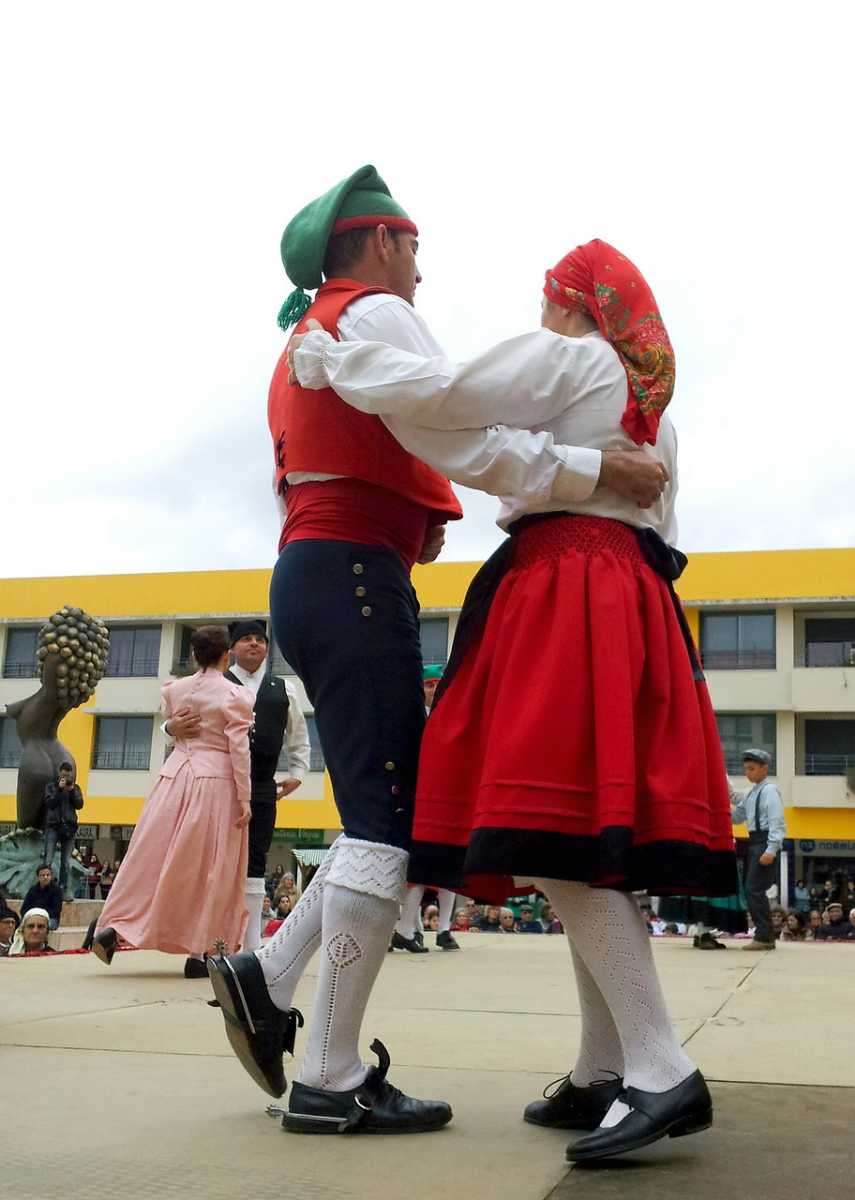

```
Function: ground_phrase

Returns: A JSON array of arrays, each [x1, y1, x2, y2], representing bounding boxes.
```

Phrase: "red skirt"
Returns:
[[408, 516, 738, 903]]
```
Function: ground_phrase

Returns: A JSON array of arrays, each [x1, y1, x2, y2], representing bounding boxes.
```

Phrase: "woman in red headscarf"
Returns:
[[289, 239, 734, 1164]]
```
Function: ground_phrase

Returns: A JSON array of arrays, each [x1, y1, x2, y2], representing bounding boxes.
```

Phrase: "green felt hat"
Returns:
[[422, 663, 444, 682], [277, 164, 417, 329]]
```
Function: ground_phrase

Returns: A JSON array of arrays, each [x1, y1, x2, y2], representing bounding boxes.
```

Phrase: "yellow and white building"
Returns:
[[2, 549, 854, 887]]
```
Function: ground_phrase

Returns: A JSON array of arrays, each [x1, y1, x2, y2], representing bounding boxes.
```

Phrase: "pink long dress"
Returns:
[[97, 669, 254, 956]]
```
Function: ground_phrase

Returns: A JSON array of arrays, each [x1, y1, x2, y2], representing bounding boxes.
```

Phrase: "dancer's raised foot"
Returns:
[[283, 1040, 452, 1134], [566, 1070, 712, 1162], [91, 927, 117, 966], [524, 1072, 623, 1130], [207, 950, 303, 1097]]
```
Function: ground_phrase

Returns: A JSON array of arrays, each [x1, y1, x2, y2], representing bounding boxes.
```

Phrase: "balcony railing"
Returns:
[[701, 650, 776, 670], [803, 754, 855, 776], [724, 754, 776, 774], [92, 749, 152, 771], [2, 662, 38, 678], [104, 657, 160, 678]]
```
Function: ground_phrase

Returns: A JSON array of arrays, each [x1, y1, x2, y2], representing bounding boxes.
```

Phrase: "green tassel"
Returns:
[[277, 287, 312, 330]]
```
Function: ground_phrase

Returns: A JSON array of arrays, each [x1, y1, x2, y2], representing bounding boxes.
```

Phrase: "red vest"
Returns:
[[268, 279, 462, 523]]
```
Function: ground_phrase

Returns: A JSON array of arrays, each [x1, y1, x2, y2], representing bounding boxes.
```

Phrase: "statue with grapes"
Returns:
[[7, 606, 110, 829]]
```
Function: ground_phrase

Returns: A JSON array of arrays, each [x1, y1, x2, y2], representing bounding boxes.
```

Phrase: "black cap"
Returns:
[[228, 620, 269, 647]]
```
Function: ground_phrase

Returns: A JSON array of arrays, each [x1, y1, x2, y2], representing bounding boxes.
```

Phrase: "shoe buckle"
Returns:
[[354, 1095, 373, 1111]]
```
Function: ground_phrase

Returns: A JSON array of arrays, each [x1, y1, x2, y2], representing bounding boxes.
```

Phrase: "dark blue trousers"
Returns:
[[270, 540, 425, 850]]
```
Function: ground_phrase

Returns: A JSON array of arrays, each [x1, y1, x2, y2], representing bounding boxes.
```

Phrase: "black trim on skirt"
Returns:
[[411, 828, 739, 900]]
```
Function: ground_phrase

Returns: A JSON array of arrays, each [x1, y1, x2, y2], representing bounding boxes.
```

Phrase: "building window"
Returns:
[[716, 714, 776, 774], [0, 717, 23, 768], [804, 618, 855, 668], [276, 712, 325, 775], [804, 719, 855, 776], [700, 612, 776, 670], [419, 617, 449, 667], [3, 627, 39, 678], [269, 636, 296, 676], [92, 716, 153, 770], [106, 626, 161, 677]]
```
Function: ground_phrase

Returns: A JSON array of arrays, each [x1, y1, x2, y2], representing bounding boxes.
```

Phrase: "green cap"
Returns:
[[277, 164, 417, 329], [422, 664, 444, 682]]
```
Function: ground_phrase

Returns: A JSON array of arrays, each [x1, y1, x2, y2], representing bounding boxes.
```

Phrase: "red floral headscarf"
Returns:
[[544, 239, 675, 446]]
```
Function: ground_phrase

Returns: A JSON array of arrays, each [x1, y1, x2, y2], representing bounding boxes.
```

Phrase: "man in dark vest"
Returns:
[[165, 620, 309, 973]]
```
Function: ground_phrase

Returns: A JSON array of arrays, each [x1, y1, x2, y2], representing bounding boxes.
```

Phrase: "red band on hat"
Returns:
[[331, 215, 419, 236]]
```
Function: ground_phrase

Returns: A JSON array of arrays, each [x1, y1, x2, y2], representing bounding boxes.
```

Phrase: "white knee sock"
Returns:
[[298, 837, 408, 1093], [566, 940, 624, 1085], [256, 837, 340, 1012], [534, 879, 696, 1127], [395, 886, 425, 939], [437, 888, 456, 934], [242, 877, 267, 954]]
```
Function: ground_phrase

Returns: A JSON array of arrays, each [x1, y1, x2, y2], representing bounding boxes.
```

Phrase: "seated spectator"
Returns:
[[273, 871, 301, 908], [1, 912, 19, 955], [422, 903, 439, 929], [516, 904, 543, 933], [478, 905, 502, 932], [793, 880, 811, 914], [663, 922, 681, 935], [539, 903, 563, 934], [770, 906, 787, 939], [261, 895, 273, 927], [7, 908, 56, 956], [498, 908, 517, 933], [779, 911, 806, 941], [805, 909, 823, 940], [426, 913, 440, 931], [21, 866, 64, 930], [814, 902, 850, 940], [275, 894, 293, 920], [848, 908, 855, 940], [451, 910, 470, 932]]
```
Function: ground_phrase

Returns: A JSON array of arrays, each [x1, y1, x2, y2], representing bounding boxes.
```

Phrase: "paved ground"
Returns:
[[3, 935, 854, 1200]]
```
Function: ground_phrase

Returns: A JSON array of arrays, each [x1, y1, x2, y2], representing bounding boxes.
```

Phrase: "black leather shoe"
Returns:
[[693, 932, 726, 950], [524, 1072, 623, 1130], [435, 931, 460, 951], [207, 951, 303, 1098], [92, 927, 117, 966], [566, 1070, 712, 1162], [390, 931, 429, 954], [184, 956, 209, 979], [283, 1039, 452, 1134]]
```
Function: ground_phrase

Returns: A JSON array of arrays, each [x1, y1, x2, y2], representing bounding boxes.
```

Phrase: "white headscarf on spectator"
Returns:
[[8, 907, 51, 956]]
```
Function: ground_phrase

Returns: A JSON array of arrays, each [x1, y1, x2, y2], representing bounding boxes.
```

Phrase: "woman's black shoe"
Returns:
[[207, 951, 303, 1097], [183, 956, 209, 979], [283, 1039, 452, 1134], [525, 1072, 623, 1130], [566, 1070, 712, 1162], [390, 931, 429, 954], [693, 932, 726, 950], [91, 927, 117, 966]]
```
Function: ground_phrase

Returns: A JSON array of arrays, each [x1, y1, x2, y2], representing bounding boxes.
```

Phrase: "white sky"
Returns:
[[2, 1, 852, 580]]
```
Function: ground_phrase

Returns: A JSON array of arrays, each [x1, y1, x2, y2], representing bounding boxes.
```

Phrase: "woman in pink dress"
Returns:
[[92, 626, 253, 970]]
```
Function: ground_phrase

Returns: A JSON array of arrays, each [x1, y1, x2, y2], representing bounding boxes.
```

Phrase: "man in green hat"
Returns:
[[211, 165, 664, 1137]]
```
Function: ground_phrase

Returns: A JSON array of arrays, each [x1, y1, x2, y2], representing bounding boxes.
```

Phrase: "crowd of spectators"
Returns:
[[449, 896, 564, 934]]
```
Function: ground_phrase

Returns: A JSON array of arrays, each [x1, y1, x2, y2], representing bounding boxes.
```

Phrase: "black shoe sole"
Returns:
[[567, 1108, 713, 1162], [207, 957, 285, 1099], [524, 1112, 600, 1131], [283, 1111, 452, 1135]]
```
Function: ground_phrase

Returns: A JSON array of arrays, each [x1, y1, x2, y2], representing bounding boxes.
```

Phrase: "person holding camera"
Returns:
[[42, 762, 84, 899], [730, 749, 786, 950]]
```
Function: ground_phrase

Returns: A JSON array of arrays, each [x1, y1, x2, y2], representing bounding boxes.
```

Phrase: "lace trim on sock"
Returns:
[[326, 836, 408, 902]]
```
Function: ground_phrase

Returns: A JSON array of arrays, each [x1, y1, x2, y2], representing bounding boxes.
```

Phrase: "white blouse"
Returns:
[[293, 319, 679, 542]]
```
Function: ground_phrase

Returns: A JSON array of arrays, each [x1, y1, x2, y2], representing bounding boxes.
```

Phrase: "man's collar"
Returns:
[[230, 659, 268, 682]]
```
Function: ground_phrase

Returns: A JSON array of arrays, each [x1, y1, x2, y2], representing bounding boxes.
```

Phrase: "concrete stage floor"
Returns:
[[2, 935, 853, 1200]]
